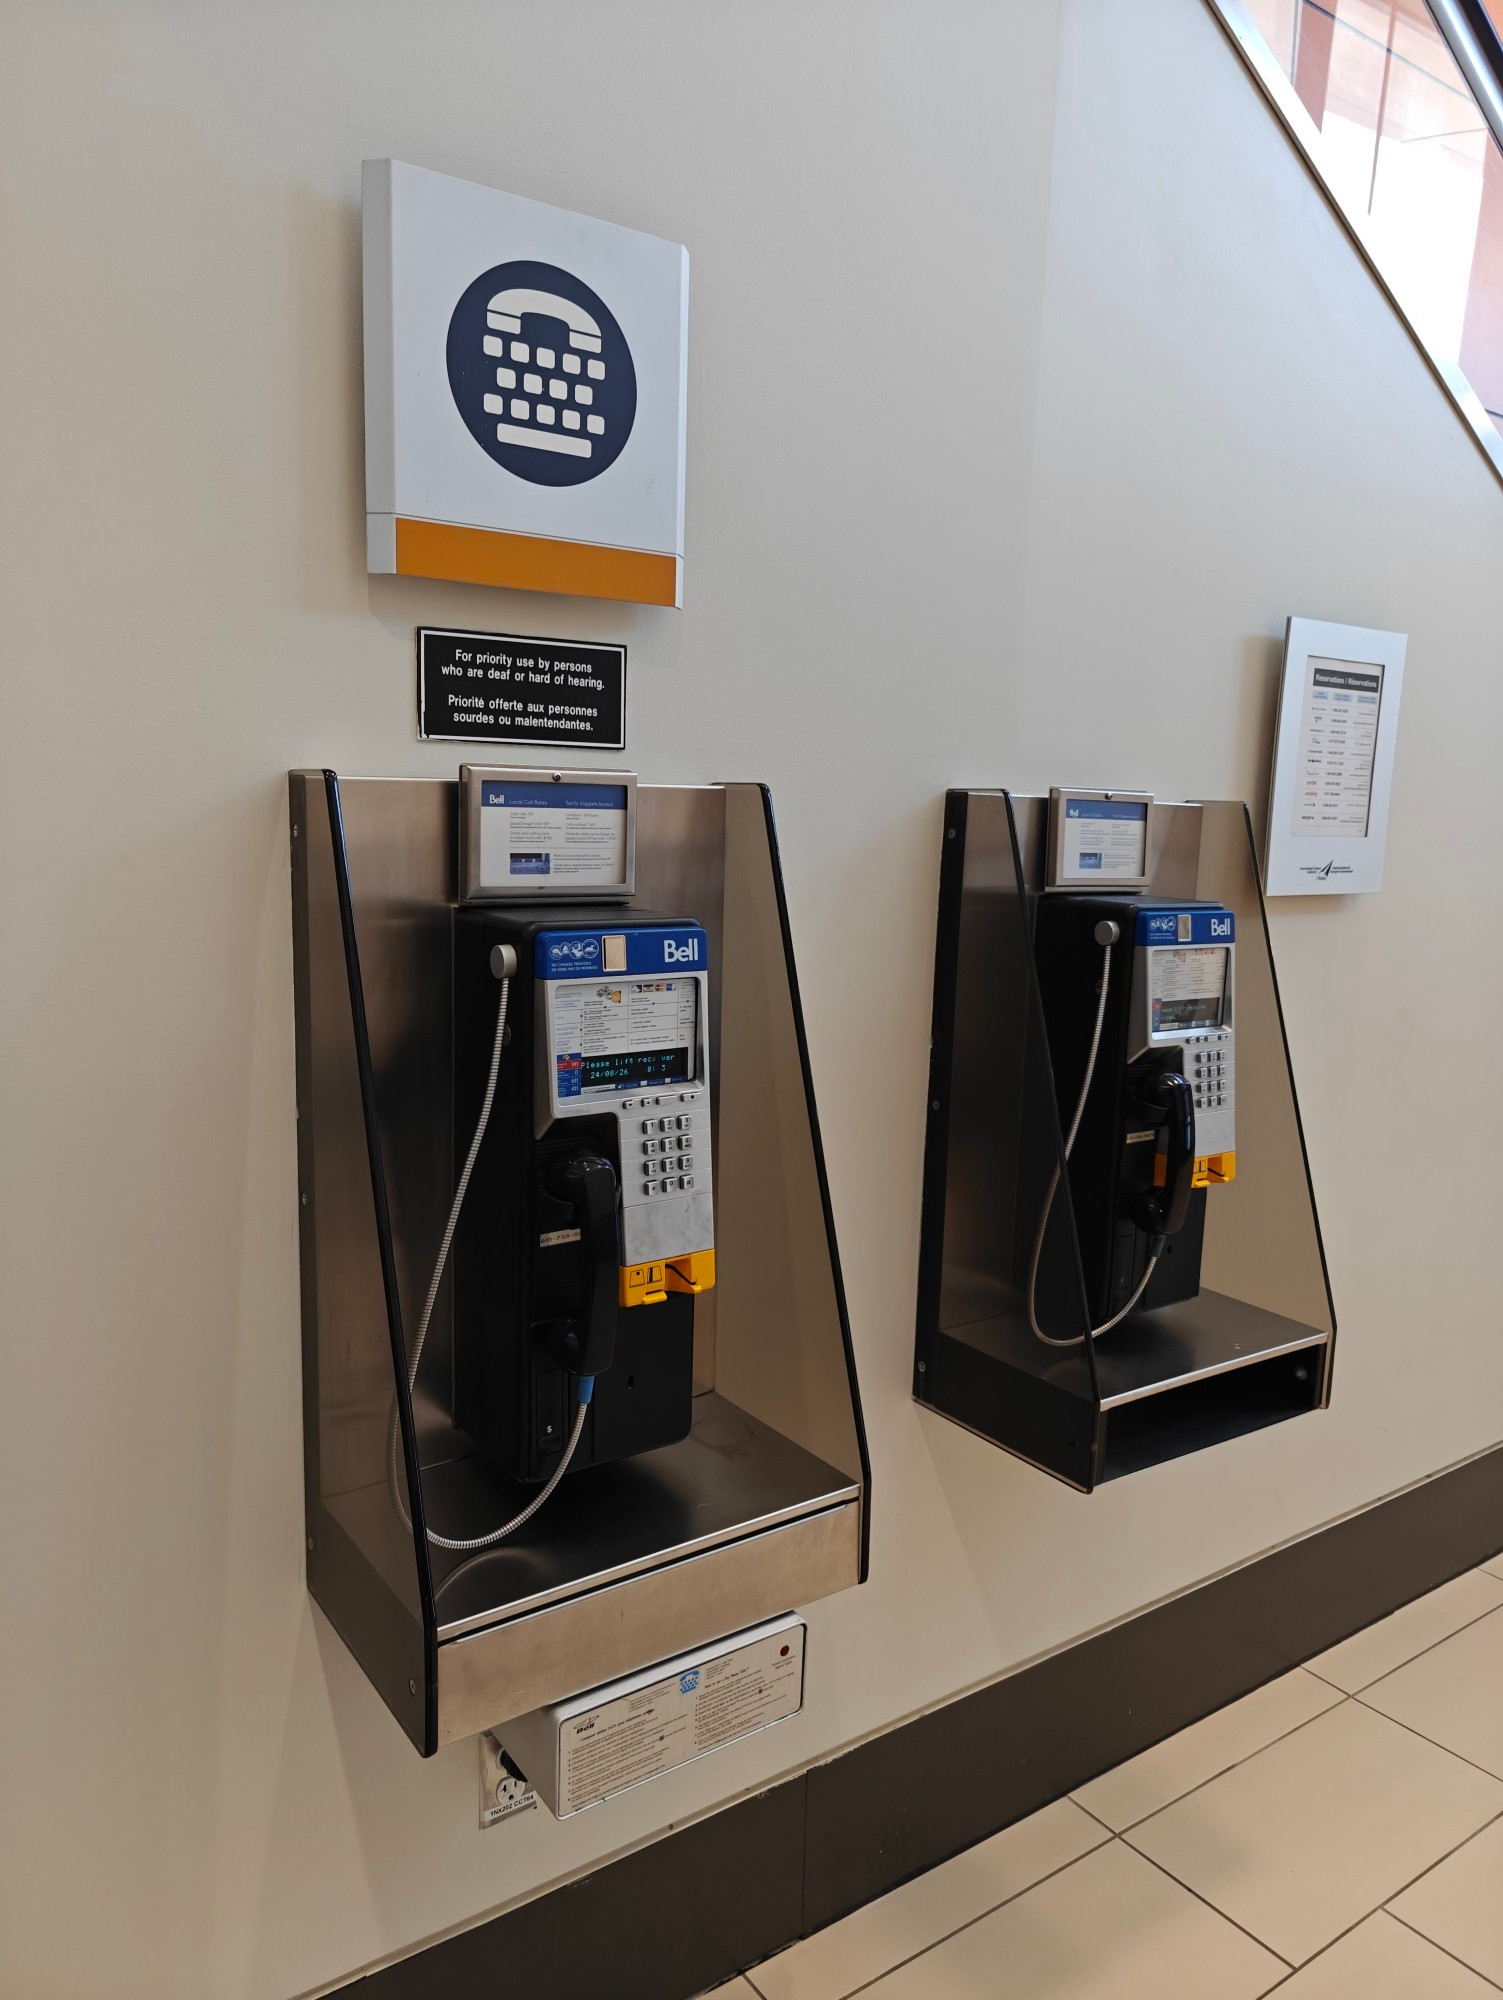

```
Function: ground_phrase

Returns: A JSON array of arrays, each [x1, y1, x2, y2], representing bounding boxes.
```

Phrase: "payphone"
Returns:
[[914, 781, 1331, 1491], [390, 767, 715, 1551], [452, 907, 714, 1481], [1024, 790, 1236, 1347], [296, 764, 868, 1752]]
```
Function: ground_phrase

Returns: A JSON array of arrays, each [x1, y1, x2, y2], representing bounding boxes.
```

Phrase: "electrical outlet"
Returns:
[[479, 1730, 538, 1828]]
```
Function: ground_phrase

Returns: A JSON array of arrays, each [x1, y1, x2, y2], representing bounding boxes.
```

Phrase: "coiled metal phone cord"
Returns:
[[387, 969, 591, 1552]]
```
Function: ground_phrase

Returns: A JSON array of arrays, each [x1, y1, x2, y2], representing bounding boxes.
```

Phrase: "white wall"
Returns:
[[2, 2, 1500, 1995]]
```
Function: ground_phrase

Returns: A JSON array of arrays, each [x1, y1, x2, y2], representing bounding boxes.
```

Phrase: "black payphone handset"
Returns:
[[387, 769, 716, 1554], [1024, 791, 1236, 1348]]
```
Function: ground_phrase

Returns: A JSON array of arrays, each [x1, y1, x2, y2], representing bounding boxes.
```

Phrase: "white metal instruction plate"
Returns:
[[554, 1619, 805, 1816]]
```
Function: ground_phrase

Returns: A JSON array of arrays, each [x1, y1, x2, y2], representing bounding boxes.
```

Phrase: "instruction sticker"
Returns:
[[1060, 797, 1147, 880], [478, 779, 628, 889], [556, 1623, 805, 1815]]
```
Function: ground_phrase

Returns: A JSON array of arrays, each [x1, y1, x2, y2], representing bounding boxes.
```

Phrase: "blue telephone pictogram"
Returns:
[[447, 260, 637, 486]]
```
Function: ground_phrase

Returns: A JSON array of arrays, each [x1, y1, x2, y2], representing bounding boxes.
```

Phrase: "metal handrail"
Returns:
[[1430, 0, 1503, 154]]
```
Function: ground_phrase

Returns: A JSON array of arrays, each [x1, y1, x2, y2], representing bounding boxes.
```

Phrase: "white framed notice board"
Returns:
[[1263, 616, 1406, 896]]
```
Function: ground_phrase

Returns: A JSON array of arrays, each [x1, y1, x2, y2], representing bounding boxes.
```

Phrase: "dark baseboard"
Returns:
[[347, 1442, 1503, 2000], [347, 1775, 807, 2000]]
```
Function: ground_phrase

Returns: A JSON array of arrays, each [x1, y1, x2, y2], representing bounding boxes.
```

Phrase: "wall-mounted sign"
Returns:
[[363, 159, 688, 608], [417, 628, 625, 748], [1264, 616, 1406, 896]]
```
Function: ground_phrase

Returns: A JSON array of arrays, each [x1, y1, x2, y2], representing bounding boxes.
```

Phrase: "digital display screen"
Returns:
[[1156, 994, 1224, 1030], [579, 1046, 692, 1092], [553, 976, 699, 1102]]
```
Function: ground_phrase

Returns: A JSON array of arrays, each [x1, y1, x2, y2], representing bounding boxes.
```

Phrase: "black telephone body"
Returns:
[[453, 905, 715, 1485], [1025, 895, 1237, 1337]]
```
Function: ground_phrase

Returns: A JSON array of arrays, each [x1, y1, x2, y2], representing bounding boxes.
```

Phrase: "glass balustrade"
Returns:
[[1213, 0, 1503, 473]]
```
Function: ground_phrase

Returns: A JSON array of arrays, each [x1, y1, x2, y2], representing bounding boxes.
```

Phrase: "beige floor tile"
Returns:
[[703, 1984, 762, 1998], [1304, 1571, 1503, 1694], [748, 1799, 1106, 2000], [1125, 1701, 1503, 1965], [1359, 1608, 1503, 1778], [1268, 1911, 1498, 1997], [1480, 1554, 1503, 1581], [1074, 1670, 1343, 1832], [856, 1839, 1285, 2000], [1390, 1814, 1503, 1987]]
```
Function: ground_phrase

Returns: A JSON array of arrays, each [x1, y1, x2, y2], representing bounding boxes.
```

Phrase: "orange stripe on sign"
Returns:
[[394, 519, 680, 607]]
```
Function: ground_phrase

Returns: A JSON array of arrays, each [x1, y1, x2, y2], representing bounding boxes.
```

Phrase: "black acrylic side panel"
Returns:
[[915, 791, 1335, 1491], [291, 773, 435, 1751], [933, 1318, 1099, 1486]]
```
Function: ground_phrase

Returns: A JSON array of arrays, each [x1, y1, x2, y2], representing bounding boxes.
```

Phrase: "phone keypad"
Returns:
[[632, 1090, 704, 1199], [643, 1136, 697, 1195], [1189, 1036, 1232, 1111]]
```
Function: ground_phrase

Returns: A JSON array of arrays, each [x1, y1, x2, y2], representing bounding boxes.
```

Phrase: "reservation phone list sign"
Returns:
[[1291, 660, 1383, 839], [1264, 615, 1406, 897], [417, 627, 625, 748]]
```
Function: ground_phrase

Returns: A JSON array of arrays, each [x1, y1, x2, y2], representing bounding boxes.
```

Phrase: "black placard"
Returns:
[[417, 628, 625, 748]]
